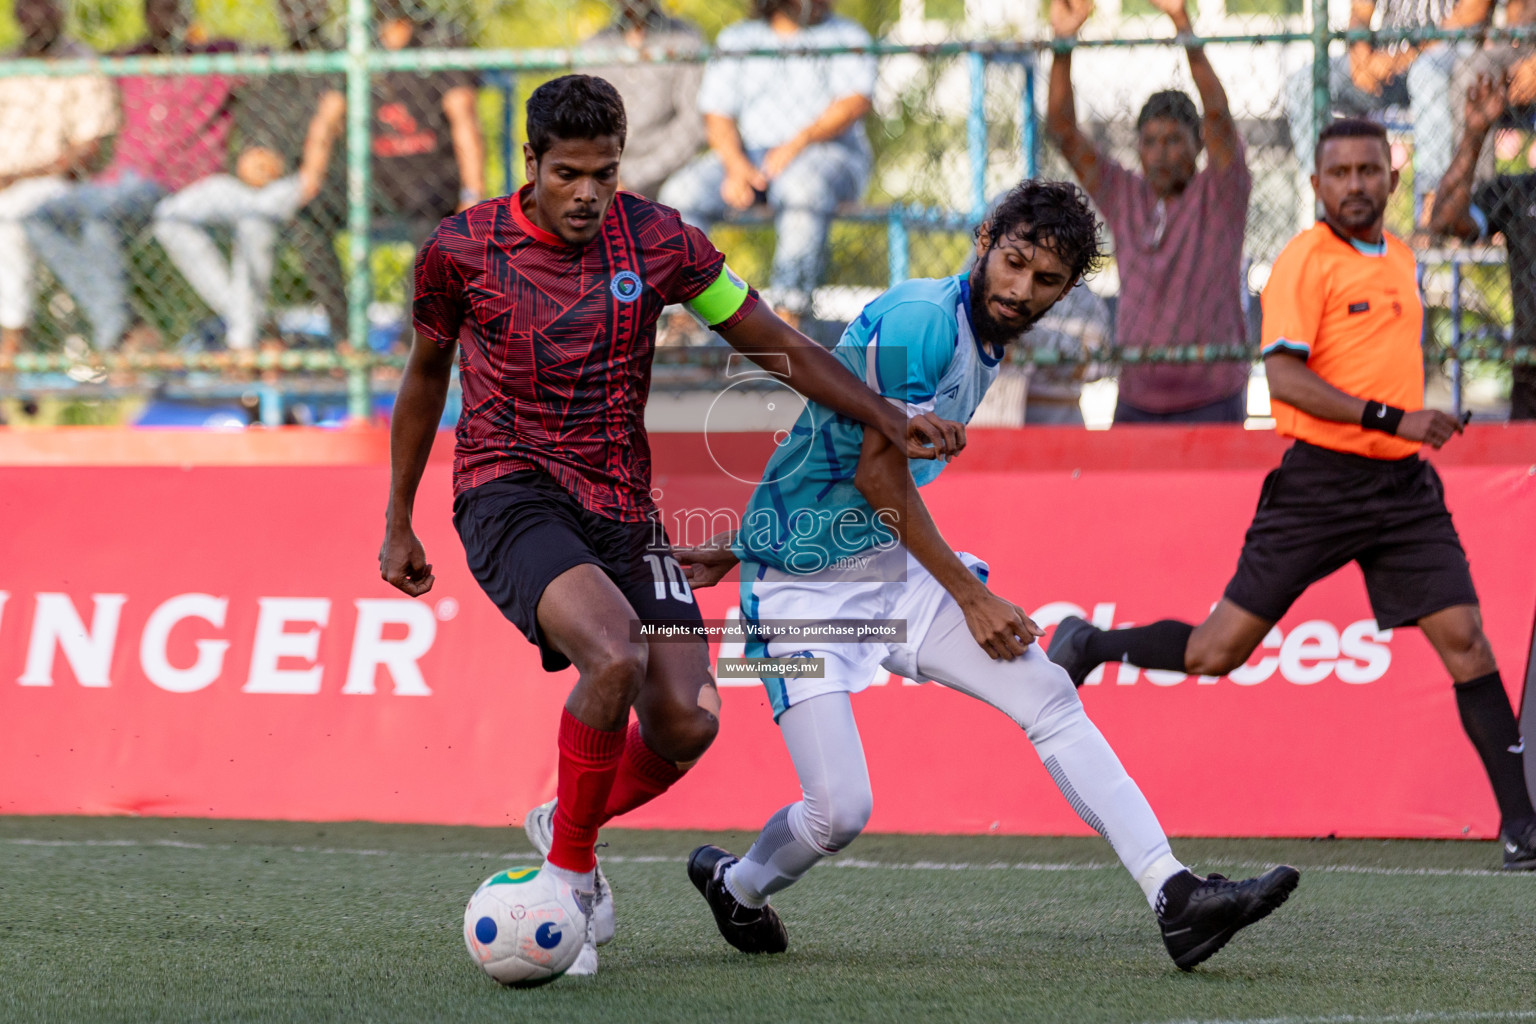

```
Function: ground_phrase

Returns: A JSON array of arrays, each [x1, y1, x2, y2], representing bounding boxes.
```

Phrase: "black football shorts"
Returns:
[[453, 470, 703, 672], [1222, 440, 1479, 629]]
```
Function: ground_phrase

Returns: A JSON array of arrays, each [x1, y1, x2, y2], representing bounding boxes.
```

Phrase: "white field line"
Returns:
[[1147, 1012, 1536, 1024], [1, 838, 1529, 880]]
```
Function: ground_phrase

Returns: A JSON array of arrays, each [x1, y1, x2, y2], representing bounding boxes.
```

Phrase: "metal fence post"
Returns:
[[345, 0, 373, 421], [968, 50, 988, 220], [1311, 0, 1331, 146], [1450, 258, 1464, 418], [887, 205, 910, 285], [502, 73, 518, 199], [1022, 56, 1039, 181]]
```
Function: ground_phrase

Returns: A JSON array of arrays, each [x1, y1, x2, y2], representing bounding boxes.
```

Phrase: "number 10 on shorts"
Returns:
[[642, 554, 694, 603]]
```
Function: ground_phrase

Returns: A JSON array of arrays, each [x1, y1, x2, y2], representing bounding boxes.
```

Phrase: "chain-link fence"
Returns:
[[0, 0, 1531, 425]]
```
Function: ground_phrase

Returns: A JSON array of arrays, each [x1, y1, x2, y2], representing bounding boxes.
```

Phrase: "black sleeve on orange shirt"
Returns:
[[412, 227, 466, 348]]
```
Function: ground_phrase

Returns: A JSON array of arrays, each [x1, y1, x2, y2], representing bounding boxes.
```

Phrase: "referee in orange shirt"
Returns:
[[1049, 119, 1536, 870]]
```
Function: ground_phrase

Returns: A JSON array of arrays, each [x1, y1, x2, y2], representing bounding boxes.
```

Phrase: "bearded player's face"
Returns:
[[525, 135, 623, 245], [968, 228, 1076, 347]]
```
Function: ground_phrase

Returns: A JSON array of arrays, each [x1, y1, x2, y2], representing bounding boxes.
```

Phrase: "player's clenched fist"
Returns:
[[379, 527, 435, 597]]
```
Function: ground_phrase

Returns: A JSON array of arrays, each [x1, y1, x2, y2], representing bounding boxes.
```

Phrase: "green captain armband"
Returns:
[[686, 264, 752, 327]]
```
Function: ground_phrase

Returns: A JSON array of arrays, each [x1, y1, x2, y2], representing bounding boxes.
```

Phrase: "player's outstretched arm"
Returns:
[[717, 302, 966, 460], [380, 331, 457, 597], [853, 427, 1042, 661], [1264, 352, 1465, 448]]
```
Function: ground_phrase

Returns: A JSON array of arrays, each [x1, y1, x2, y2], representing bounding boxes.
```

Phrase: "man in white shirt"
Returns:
[[0, 0, 116, 358], [659, 0, 875, 323]]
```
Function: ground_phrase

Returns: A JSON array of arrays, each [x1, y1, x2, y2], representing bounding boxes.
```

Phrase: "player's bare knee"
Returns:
[[645, 701, 718, 765], [1443, 626, 1497, 678], [1185, 640, 1248, 677], [580, 641, 649, 707]]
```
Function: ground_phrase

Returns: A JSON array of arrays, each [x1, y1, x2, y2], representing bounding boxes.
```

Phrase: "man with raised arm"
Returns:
[[1429, 73, 1536, 419], [377, 74, 962, 979], [1045, 0, 1251, 424]]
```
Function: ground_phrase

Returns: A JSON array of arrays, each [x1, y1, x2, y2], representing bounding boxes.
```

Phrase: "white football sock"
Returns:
[[1136, 853, 1188, 909], [914, 601, 1185, 909], [727, 806, 818, 908], [541, 859, 595, 896], [728, 693, 874, 907]]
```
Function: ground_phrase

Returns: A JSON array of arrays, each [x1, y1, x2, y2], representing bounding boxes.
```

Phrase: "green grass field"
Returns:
[[2, 816, 1533, 1024]]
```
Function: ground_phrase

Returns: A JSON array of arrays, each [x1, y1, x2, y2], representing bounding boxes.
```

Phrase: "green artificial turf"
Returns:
[[1, 817, 1532, 1024]]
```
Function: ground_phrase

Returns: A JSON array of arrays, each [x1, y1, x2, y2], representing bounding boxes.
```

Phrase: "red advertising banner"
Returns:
[[1, 425, 1532, 839]]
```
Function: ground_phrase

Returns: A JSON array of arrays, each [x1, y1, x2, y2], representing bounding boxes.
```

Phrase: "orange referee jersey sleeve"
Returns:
[[1259, 229, 1325, 361]]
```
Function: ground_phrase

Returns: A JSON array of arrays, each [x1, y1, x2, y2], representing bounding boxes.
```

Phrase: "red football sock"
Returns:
[[548, 708, 626, 874], [602, 721, 688, 823]]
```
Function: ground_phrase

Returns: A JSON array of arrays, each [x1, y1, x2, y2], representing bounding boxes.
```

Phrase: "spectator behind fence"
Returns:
[[581, 0, 704, 200], [0, 0, 117, 361], [1282, 0, 1488, 227], [1024, 281, 1110, 426], [1428, 73, 1536, 419], [299, 0, 485, 343], [151, 0, 344, 352], [1046, 0, 1250, 424], [968, 282, 1109, 428], [658, 0, 875, 324], [25, 0, 237, 350]]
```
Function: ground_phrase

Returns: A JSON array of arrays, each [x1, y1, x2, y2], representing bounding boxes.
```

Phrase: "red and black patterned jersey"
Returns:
[[413, 186, 757, 521]]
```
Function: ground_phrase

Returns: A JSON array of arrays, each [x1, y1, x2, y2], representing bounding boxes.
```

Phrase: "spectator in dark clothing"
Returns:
[[580, 0, 704, 199], [299, 0, 485, 343], [1429, 73, 1536, 419]]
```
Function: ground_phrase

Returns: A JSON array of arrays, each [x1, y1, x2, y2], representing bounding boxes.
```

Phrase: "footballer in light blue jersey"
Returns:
[[675, 181, 1304, 971], [733, 273, 1002, 575]]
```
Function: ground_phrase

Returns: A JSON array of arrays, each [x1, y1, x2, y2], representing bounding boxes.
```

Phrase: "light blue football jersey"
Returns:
[[733, 273, 1001, 575]]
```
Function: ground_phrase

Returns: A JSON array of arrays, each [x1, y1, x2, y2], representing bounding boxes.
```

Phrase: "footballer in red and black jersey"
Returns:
[[413, 185, 758, 522]]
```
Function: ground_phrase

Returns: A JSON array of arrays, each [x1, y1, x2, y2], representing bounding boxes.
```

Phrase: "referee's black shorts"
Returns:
[[1223, 440, 1479, 629], [453, 470, 704, 672]]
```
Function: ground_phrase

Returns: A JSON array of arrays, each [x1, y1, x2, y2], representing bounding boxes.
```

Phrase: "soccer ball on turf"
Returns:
[[463, 866, 586, 987]]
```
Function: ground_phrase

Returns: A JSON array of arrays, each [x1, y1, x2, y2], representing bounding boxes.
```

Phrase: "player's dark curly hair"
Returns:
[[1315, 117, 1389, 169], [525, 74, 627, 160], [979, 179, 1104, 282], [1136, 90, 1202, 142]]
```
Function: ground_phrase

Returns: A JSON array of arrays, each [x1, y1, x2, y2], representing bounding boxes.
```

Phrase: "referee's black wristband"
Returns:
[[1361, 400, 1405, 435]]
